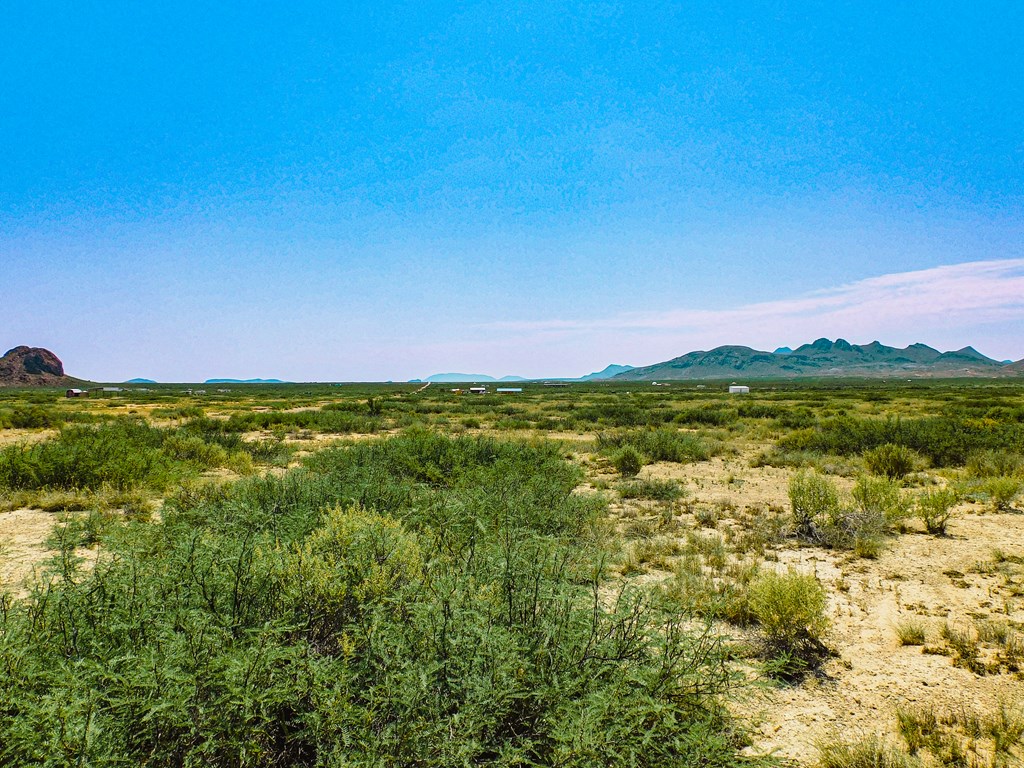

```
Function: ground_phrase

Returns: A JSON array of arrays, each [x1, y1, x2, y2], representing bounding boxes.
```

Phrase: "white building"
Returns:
[[728, 385, 750, 394]]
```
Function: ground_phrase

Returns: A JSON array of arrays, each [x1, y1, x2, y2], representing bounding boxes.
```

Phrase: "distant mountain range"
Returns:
[[205, 378, 286, 384], [418, 373, 528, 383], [4, 341, 1024, 388], [615, 338, 1023, 380], [416, 364, 635, 383]]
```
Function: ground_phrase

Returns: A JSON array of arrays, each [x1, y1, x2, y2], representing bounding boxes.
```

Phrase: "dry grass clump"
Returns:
[[895, 619, 927, 646], [817, 734, 920, 768], [896, 702, 1024, 767]]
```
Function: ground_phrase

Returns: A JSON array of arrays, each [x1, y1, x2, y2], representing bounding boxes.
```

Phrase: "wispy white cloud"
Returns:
[[470, 259, 1024, 371], [484, 258, 1024, 335]]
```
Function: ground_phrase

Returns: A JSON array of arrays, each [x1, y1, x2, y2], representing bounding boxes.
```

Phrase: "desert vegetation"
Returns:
[[1, 379, 1023, 765]]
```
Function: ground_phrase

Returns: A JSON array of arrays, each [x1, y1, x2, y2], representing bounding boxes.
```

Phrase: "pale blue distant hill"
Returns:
[[422, 366, 632, 383], [580, 364, 634, 380], [204, 378, 286, 384], [773, 347, 793, 355], [424, 373, 498, 382], [125, 377, 157, 384]]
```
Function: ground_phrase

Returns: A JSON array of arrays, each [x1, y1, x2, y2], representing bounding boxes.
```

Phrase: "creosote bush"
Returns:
[[778, 414, 1024, 468], [613, 445, 645, 477], [966, 450, 1023, 479], [789, 470, 840, 538], [597, 427, 720, 465], [788, 471, 894, 556], [748, 568, 829, 678], [864, 443, 917, 480], [0, 431, 754, 767], [916, 487, 959, 535], [985, 476, 1023, 512]]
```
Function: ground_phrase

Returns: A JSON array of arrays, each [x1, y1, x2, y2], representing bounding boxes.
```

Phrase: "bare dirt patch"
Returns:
[[0, 428, 57, 447], [594, 448, 1024, 765], [0, 508, 56, 596], [741, 508, 1024, 763]]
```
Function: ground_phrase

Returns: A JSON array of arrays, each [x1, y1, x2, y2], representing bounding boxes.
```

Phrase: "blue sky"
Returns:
[[2, 2, 1023, 381]]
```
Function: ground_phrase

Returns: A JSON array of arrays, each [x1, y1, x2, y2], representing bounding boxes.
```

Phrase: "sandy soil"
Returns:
[[613, 451, 1024, 764], [0, 428, 57, 447], [0, 508, 58, 596], [742, 511, 1024, 763]]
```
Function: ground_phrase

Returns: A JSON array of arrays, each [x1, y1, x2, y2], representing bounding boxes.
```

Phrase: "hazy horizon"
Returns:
[[4, 2, 1022, 381]]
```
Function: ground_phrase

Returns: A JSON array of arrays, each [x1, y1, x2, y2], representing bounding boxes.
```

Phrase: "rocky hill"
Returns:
[[0, 346, 79, 387], [615, 338, 1020, 381]]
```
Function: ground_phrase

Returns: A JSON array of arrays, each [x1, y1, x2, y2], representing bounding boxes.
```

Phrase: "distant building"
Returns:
[[542, 382, 569, 387], [496, 388, 522, 394], [728, 385, 750, 394], [469, 387, 488, 394], [65, 389, 86, 398]]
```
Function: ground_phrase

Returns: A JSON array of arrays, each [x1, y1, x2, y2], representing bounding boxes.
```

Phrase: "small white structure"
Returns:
[[469, 387, 488, 395], [496, 387, 522, 394], [65, 389, 86, 398], [728, 385, 750, 394]]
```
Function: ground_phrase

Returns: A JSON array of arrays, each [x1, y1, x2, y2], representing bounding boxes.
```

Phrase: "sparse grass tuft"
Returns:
[[896, 619, 927, 646], [941, 623, 985, 674], [817, 735, 920, 768], [617, 477, 685, 501]]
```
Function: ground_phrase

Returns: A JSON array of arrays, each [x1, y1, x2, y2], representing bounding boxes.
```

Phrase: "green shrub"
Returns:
[[864, 443, 917, 479], [749, 569, 829, 677], [896, 619, 927, 646], [162, 433, 230, 466], [9, 405, 64, 429], [852, 475, 912, 530], [0, 431, 751, 767], [916, 488, 959, 535], [673, 405, 738, 426], [0, 419, 171, 491], [985, 476, 1023, 512], [614, 445, 644, 477], [789, 470, 840, 537], [966, 450, 1023, 478], [597, 428, 719, 464], [778, 415, 1024, 468]]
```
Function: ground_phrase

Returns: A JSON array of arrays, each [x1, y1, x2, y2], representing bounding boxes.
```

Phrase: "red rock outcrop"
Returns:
[[0, 346, 75, 386]]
